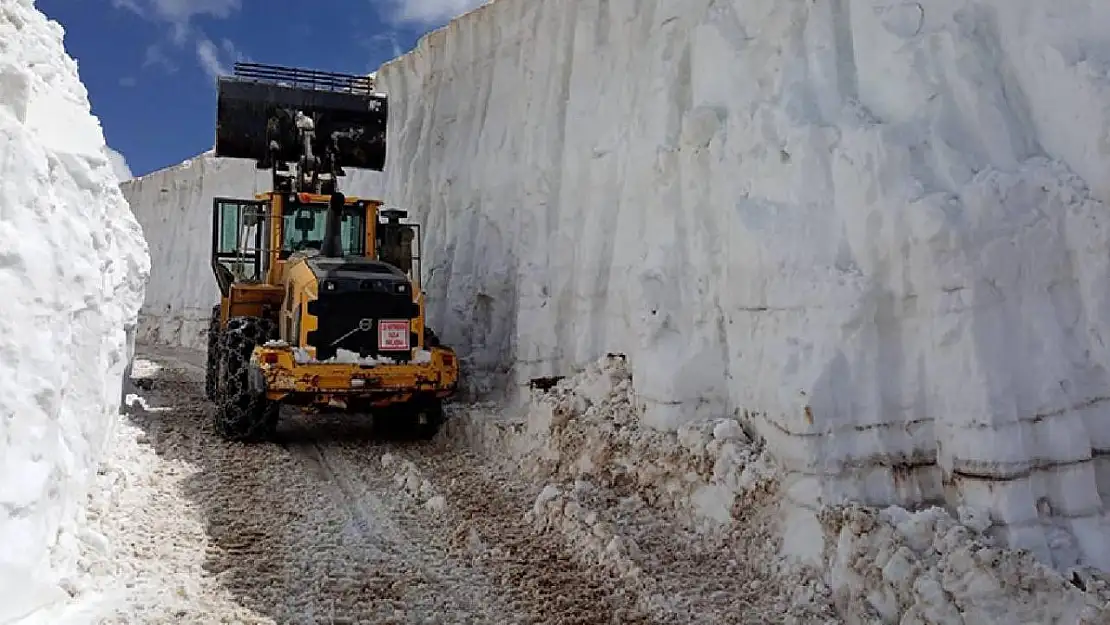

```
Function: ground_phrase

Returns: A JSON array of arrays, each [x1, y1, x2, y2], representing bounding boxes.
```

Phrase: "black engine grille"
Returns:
[[306, 280, 419, 362]]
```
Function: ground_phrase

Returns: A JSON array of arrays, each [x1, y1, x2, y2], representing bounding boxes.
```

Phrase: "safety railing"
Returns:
[[230, 62, 374, 94]]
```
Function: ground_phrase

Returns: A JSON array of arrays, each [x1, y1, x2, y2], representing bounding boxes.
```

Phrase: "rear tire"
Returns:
[[213, 315, 279, 442], [372, 398, 444, 441], [204, 304, 220, 401], [410, 398, 445, 441]]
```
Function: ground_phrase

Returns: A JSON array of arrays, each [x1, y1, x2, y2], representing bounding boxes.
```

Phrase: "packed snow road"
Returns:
[[91, 345, 660, 624], [51, 343, 847, 625]]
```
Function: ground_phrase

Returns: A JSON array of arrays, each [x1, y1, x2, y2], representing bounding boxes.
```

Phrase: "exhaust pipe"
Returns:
[[321, 192, 345, 258]]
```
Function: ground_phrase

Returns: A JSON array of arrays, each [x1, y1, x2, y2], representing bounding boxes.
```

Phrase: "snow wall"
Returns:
[[0, 1, 150, 621], [120, 155, 381, 351], [376, 0, 1110, 571]]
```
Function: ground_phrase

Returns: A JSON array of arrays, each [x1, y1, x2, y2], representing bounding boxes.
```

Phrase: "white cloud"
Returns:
[[104, 147, 133, 182], [195, 37, 246, 80], [113, 0, 242, 77], [111, 0, 240, 25], [141, 44, 175, 72], [362, 31, 404, 59], [195, 38, 226, 79], [383, 0, 489, 25]]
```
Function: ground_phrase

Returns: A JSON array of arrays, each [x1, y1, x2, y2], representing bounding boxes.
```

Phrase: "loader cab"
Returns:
[[211, 193, 365, 290], [278, 196, 367, 259], [275, 194, 423, 288], [210, 193, 423, 294]]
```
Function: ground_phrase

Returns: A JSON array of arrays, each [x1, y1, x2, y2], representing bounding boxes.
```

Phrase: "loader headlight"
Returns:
[[323, 280, 337, 292], [396, 283, 408, 294]]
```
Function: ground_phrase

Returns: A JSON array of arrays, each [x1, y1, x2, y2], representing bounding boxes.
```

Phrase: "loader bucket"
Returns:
[[214, 62, 388, 171]]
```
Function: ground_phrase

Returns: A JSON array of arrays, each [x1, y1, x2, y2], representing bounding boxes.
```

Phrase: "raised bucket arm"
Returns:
[[214, 62, 388, 176]]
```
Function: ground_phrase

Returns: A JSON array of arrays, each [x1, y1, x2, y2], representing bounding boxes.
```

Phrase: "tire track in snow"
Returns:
[[128, 346, 516, 623], [327, 437, 650, 624], [134, 344, 643, 624], [276, 436, 379, 542]]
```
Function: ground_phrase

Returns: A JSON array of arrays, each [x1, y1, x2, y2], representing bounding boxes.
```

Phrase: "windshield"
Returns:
[[282, 204, 365, 256]]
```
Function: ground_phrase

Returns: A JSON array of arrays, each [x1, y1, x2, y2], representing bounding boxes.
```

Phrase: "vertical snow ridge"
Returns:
[[376, 0, 1110, 571], [0, 0, 150, 619]]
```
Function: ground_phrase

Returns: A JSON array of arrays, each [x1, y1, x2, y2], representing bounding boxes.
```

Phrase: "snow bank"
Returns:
[[446, 358, 838, 622], [459, 355, 779, 528], [0, 1, 149, 621], [377, 0, 1110, 570], [449, 356, 1110, 621], [120, 154, 381, 350]]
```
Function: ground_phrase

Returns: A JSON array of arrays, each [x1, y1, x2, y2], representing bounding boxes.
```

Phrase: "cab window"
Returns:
[[281, 204, 365, 257]]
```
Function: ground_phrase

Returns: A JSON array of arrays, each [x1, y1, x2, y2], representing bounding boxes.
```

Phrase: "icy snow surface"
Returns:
[[376, 0, 1110, 571], [119, 153, 381, 350], [0, 1, 149, 621]]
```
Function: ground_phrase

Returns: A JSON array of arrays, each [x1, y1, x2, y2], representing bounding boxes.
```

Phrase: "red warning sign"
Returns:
[[378, 320, 410, 351]]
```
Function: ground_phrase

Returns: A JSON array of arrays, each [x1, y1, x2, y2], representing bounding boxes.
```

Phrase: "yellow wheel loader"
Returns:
[[203, 62, 458, 442]]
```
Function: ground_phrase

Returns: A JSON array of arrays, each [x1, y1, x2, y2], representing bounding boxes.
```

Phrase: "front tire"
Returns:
[[213, 315, 279, 442]]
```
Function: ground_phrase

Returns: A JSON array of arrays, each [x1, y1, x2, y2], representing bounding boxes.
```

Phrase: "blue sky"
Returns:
[[36, 0, 483, 177]]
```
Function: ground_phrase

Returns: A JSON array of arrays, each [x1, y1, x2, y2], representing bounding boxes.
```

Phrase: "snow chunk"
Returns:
[[384, 453, 444, 511], [329, 349, 396, 366], [0, 2, 149, 620], [290, 347, 399, 366], [821, 505, 1109, 623]]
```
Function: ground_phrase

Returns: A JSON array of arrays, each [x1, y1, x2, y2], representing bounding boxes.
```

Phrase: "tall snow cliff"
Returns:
[[120, 155, 381, 350], [0, 0, 150, 620], [376, 0, 1110, 571]]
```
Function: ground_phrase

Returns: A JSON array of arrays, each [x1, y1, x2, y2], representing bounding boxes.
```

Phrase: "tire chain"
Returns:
[[204, 304, 220, 401], [213, 316, 280, 442]]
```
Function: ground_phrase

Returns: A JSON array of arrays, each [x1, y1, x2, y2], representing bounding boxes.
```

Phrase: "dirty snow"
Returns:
[[35, 346, 788, 624], [449, 354, 1110, 623], [821, 504, 1109, 624], [377, 0, 1110, 571], [0, 1, 149, 621], [18, 344, 1109, 623]]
